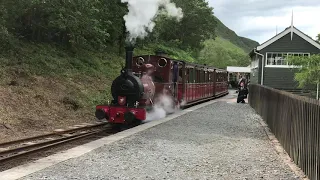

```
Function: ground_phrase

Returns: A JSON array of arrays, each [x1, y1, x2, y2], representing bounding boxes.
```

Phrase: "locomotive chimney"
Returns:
[[125, 45, 134, 74]]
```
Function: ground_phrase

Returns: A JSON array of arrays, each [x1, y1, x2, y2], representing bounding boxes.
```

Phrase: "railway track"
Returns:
[[0, 121, 111, 164]]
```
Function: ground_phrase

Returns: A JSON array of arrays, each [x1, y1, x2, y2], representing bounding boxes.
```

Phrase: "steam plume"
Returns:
[[145, 94, 179, 121], [121, 0, 183, 43]]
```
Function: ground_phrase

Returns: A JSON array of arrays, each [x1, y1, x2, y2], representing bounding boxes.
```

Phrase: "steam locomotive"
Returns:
[[95, 46, 229, 125]]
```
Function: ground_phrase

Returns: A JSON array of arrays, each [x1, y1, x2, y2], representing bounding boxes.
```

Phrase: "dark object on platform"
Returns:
[[237, 87, 248, 103]]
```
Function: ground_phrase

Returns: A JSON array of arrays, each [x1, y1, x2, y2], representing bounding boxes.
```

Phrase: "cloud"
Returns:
[[208, 0, 320, 44]]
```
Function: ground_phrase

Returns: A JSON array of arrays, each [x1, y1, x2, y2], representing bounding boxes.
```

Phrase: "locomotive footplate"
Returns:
[[95, 105, 146, 124]]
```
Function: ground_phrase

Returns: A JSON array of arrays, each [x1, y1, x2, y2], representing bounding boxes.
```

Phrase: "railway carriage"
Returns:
[[95, 46, 229, 126], [181, 62, 228, 105]]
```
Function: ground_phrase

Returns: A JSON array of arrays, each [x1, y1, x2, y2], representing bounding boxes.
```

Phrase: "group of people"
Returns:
[[236, 76, 249, 103]]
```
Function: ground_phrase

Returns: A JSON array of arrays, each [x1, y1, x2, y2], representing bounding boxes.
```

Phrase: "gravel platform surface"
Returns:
[[19, 100, 299, 180]]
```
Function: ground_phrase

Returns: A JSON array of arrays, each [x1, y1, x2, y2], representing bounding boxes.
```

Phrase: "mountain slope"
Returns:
[[199, 37, 251, 68], [214, 16, 259, 53]]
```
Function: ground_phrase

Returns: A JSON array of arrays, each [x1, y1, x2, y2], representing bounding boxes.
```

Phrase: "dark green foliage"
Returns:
[[0, 4, 13, 50], [2, 0, 127, 51], [0, 0, 257, 70], [0, 0, 219, 52], [287, 54, 320, 88], [150, 0, 217, 51]]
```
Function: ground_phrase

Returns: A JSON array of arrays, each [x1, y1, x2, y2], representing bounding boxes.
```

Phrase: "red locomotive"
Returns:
[[95, 46, 229, 125]]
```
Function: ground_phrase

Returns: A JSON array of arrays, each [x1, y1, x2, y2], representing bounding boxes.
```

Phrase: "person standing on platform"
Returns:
[[237, 76, 248, 103]]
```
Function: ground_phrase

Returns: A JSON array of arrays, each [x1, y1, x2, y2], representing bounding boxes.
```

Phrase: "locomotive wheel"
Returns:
[[110, 119, 142, 132], [124, 112, 135, 124], [125, 118, 142, 128], [132, 119, 142, 126]]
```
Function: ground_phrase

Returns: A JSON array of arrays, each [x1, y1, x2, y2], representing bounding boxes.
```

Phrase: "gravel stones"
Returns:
[[19, 101, 300, 180]]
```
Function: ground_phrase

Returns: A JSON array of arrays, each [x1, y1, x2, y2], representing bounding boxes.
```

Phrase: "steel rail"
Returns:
[[0, 130, 105, 163], [0, 122, 110, 163], [0, 122, 108, 147]]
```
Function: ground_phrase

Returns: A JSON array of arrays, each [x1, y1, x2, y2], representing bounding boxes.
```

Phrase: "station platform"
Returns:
[[2, 91, 301, 180]]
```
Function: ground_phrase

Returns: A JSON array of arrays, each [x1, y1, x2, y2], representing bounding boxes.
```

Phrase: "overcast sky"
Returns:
[[208, 0, 320, 44]]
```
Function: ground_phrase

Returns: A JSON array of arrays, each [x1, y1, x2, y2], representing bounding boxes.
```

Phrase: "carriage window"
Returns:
[[211, 72, 214, 82], [178, 68, 183, 83], [185, 69, 189, 83], [195, 69, 199, 83], [203, 71, 206, 83], [189, 68, 194, 83], [202, 71, 205, 83], [204, 72, 207, 83]]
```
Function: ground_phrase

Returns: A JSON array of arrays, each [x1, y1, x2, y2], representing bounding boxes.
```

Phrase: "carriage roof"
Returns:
[[134, 54, 228, 73]]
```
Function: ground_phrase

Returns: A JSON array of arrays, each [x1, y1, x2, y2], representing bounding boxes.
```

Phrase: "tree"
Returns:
[[198, 37, 250, 68], [151, 0, 217, 51], [1, 0, 219, 54], [287, 54, 320, 99]]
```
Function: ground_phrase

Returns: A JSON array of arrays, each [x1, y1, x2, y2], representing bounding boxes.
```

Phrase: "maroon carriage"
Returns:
[[174, 62, 228, 106]]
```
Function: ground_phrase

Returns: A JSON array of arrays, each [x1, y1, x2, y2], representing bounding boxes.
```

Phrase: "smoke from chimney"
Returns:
[[121, 0, 183, 44]]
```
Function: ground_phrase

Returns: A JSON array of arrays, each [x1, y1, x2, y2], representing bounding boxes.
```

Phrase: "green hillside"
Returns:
[[214, 17, 260, 53], [199, 37, 251, 68]]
